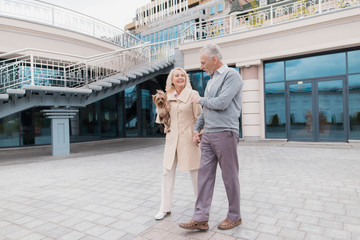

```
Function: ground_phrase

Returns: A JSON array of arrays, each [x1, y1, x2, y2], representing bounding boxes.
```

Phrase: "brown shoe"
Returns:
[[179, 219, 209, 231], [218, 218, 242, 230]]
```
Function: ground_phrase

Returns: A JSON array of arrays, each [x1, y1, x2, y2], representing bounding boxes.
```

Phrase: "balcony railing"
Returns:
[[0, 0, 143, 48], [180, 0, 360, 42], [0, 39, 178, 93]]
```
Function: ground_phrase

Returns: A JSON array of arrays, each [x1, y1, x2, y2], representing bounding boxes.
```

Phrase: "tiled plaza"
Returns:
[[0, 139, 359, 240]]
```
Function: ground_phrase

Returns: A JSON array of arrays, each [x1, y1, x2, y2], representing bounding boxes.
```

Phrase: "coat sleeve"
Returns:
[[192, 91, 202, 122]]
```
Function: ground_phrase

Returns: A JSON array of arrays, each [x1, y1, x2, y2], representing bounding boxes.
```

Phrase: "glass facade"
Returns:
[[264, 48, 360, 141], [0, 67, 243, 148]]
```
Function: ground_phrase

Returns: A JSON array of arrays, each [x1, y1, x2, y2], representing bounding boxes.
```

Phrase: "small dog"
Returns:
[[152, 90, 171, 133]]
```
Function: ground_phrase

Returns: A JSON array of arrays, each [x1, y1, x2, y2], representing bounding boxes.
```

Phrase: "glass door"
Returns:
[[317, 79, 346, 141], [287, 81, 314, 141], [287, 78, 346, 142]]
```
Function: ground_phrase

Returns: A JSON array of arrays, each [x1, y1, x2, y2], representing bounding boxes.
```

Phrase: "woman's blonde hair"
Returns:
[[165, 67, 192, 93]]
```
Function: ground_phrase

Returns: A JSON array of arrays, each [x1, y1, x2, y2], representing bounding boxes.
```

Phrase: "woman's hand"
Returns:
[[192, 132, 202, 147]]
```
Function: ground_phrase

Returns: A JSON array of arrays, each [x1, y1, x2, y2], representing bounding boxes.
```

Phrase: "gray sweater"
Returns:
[[194, 65, 243, 134]]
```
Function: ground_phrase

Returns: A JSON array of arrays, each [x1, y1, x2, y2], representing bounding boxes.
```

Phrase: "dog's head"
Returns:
[[152, 90, 167, 108]]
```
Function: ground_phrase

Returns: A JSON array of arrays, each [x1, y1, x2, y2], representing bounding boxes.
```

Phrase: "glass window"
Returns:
[[155, 32, 158, 43], [79, 102, 99, 138], [286, 53, 346, 80], [169, 27, 173, 39], [265, 82, 286, 138], [100, 95, 117, 137], [210, 6, 215, 15], [348, 50, 360, 74], [189, 72, 204, 96], [159, 30, 163, 42], [179, 23, 183, 34], [349, 74, 360, 139], [174, 25, 178, 38], [33, 108, 51, 145], [150, 33, 154, 43], [0, 113, 20, 147], [218, 3, 223, 12], [125, 86, 138, 137], [164, 29, 168, 41], [264, 61, 284, 83]]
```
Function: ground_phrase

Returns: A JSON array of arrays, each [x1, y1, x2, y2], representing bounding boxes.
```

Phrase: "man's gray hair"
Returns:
[[200, 44, 223, 60]]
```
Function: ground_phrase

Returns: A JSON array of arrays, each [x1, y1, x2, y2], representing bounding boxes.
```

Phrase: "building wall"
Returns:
[[0, 16, 123, 61], [179, 7, 360, 140]]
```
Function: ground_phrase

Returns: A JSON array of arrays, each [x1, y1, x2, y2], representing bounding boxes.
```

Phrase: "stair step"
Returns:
[[126, 73, 137, 79], [6, 89, 26, 96], [119, 76, 129, 81], [88, 85, 102, 91], [23, 85, 92, 94], [139, 69, 149, 75], [131, 71, 143, 77], [94, 81, 112, 87], [0, 94, 9, 100], [106, 79, 121, 84]]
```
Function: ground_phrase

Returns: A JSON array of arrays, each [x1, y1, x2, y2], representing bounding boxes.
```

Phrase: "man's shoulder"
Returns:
[[225, 68, 242, 80]]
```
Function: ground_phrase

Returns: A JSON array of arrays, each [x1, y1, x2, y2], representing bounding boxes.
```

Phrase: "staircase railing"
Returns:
[[180, 0, 360, 43], [0, 0, 143, 48], [0, 39, 179, 93]]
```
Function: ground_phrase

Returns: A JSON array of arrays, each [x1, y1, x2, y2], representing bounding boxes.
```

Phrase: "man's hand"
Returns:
[[191, 95, 200, 104], [192, 132, 202, 147]]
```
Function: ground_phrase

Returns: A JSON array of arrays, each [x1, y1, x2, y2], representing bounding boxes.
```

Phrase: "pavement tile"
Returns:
[[0, 140, 359, 240]]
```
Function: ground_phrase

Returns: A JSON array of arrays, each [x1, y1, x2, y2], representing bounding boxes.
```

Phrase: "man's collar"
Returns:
[[215, 64, 228, 75]]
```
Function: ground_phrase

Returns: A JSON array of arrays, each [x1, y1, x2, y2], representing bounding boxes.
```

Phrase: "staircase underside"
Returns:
[[0, 61, 174, 119]]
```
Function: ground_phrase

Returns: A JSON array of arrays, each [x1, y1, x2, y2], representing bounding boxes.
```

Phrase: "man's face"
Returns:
[[200, 53, 215, 76]]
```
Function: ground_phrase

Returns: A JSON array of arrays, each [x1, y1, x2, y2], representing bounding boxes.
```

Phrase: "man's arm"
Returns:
[[200, 70, 243, 110]]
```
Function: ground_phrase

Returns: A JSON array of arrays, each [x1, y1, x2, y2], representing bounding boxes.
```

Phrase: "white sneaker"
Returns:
[[154, 211, 171, 220]]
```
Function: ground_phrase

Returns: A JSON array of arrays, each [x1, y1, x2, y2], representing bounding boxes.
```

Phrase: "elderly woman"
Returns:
[[154, 67, 202, 220]]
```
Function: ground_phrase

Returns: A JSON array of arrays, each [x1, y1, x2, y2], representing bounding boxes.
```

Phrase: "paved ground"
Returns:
[[0, 139, 360, 240]]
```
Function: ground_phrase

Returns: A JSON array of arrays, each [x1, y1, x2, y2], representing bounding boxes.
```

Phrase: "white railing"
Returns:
[[0, 39, 179, 93], [180, 0, 360, 42], [0, 0, 143, 48]]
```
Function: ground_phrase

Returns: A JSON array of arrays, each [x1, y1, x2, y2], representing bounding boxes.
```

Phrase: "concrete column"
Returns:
[[240, 64, 262, 141], [41, 109, 78, 156]]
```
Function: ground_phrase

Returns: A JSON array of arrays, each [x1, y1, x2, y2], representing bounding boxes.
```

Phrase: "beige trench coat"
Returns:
[[157, 88, 202, 171]]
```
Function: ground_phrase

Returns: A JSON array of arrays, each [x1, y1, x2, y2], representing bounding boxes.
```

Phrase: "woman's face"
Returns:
[[172, 69, 186, 91]]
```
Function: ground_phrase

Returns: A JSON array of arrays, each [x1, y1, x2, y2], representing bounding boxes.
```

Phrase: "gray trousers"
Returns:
[[193, 131, 241, 222]]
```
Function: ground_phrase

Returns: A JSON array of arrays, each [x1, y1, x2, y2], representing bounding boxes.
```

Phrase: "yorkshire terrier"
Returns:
[[152, 90, 171, 133]]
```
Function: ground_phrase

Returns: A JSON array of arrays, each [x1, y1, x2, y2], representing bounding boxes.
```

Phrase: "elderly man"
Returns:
[[179, 44, 243, 231]]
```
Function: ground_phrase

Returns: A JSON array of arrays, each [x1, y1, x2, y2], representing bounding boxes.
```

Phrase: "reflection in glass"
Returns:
[[286, 53, 346, 80], [0, 113, 20, 147], [125, 86, 138, 137], [265, 82, 286, 138], [141, 88, 154, 136], [33, 108, 51, 145], [264, 61, 284, 83], [349, 74, 360, 139], [100, 95, 117, 137], [79, 103, 99, 140], [289, 82, 313, 140], [318, 80, 344, 141], [348, 50, 360, 74], [189, 72, 204, 96]]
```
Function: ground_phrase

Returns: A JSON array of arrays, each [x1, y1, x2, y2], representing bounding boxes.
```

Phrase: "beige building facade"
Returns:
[[179, 6, 360, 141]]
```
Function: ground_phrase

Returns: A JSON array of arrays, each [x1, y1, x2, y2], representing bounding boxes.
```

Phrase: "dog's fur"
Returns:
[[152, 90, 171, 133]]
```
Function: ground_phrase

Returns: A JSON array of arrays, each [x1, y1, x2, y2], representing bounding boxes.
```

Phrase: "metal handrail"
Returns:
[[0, 0, 144, 48], [180, 0, 360, 42], [0, 39, 179, 93]]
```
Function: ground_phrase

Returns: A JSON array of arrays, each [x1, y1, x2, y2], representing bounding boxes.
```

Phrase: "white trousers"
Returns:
[[160, 154, 198, 212]]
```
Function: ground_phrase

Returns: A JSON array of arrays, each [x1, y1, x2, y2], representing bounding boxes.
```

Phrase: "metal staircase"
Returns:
[[0, 40, 178, 119]]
